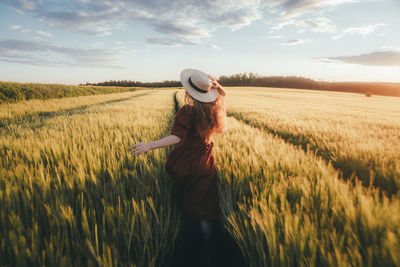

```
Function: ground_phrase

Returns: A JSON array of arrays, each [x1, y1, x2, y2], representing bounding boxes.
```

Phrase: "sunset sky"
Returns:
[[1, 0, 399, 84]]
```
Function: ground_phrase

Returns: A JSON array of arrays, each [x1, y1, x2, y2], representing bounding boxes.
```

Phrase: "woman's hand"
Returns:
[[208, 75, 219, 88], [208, 75, 226, 96], [129, 142, 152, 156]]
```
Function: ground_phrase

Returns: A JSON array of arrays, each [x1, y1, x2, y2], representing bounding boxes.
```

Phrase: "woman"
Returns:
[[129, 68, 227, 266]]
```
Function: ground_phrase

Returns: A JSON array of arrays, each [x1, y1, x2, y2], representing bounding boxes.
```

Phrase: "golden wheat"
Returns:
[[226, 87, 400, 196], [1, 89, 181, 266], [177, 88, 400, 266], [1, 87, 399, 266]]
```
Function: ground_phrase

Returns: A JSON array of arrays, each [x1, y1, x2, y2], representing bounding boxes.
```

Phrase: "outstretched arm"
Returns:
[[129, 135, 181, 156]]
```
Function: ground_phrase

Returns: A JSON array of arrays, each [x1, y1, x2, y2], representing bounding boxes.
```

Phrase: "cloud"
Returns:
[[36, 30, 53, 37], [333, 23, 386, 39], [9, 25, 53, 38], [208, 43, 220, 50], [149, 20, 212, 40], [203, 3, 263, 30], [38, 9, 117, 36], [146, 37, 191, 47], [10, 25, 22, 30], [295, 17, 336, 33], [3, 0, 265, 41], [11, 0, 37, 10], [269, 16, 335, 34], [21, 29, 33, 34], [0, 39, 129, 68], [266, 35, 283, 39], [282, 39, 304, 46], [266, 0, 358, 18], [2, 0, 361, 45], [266, 0, 359, 37], [319, 50, 400, 66]]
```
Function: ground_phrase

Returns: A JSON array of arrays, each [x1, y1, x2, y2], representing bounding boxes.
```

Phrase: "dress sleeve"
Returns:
[[171, 105, 192, 140]]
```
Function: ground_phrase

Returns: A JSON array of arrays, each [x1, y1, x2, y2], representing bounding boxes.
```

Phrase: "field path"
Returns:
[[0, 90, 182, 266], [226, 87, 400, 197], [0, 91, 152, 132]]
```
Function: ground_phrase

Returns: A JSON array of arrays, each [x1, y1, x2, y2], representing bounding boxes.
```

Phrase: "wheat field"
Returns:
[[1, 87, 399, 266]]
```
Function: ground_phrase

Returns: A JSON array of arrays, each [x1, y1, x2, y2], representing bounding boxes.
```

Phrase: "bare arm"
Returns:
[[129, 135, 181, 156]]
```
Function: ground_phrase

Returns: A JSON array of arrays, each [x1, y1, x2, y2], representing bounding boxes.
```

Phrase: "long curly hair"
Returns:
[[184, 85, 227, 141]]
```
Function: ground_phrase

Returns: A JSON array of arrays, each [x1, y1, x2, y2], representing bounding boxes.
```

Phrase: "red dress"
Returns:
[[165, 105, 219, 220]]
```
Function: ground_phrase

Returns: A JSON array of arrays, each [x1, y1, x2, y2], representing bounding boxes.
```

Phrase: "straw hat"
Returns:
[[180, 68, 218, 103]]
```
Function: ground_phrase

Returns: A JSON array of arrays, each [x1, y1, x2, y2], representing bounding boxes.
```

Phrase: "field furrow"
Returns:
[[227, 87, 400, 197], [175, 89, 400, 266], [0, 90, 181, 266], [174, 89, 400, 266], [0, 91, 152, 130], [2, 86, 399, 266]]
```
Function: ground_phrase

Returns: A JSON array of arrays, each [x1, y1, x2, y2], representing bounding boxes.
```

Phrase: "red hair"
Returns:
[[184, 85, 227, 141]]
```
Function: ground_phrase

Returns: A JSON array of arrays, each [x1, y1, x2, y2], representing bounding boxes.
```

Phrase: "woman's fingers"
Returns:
[[129, 143, 149, 156], [130, 143, 145, 151], [129, 143, 141, 149], [131, 149, 143, 156], [129, 146, 138, 152], [129, 144, 141, 154]]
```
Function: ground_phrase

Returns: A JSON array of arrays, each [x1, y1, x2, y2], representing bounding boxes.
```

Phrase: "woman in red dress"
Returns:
[[130, 69, 228, 266]]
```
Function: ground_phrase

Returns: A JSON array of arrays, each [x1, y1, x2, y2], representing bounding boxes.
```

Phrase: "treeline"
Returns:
[[218, 73, 400, 97], [0, 82, 138, 103], [89, 73, 400, 97], [85, 80, 181, 88]]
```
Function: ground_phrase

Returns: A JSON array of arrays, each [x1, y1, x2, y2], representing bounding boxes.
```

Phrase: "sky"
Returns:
[[0, 0, 399, 84]]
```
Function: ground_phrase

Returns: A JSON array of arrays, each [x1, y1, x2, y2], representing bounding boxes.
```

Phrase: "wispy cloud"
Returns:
[[266, 0, 358, 18], [208, 43, 220, 50], [266, 35, 283, 39], [36, 30, 53, 37], [10, 25, 22, 30], [146, 37, 198, 47], [266, 0, 360, 39], [319, 50, 400, 66], [0, 39, 129, 68], [295, 17, 336, 33], [333, 23, 386, 40], [3, 0, 265, 42], [11, 0, 37, 11], [10, 25, 53, 38], [282, 39, 305, 46], [269, 16, 336, 34], [3, 0, 357, 45], [149, 20, 212, 40]]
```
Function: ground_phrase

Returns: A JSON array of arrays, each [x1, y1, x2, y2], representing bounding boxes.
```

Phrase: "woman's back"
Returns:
[[166, 103, 219, 220]]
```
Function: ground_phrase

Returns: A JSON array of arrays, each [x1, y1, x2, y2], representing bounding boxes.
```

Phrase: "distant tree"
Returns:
[[89, 73, 400, 97]]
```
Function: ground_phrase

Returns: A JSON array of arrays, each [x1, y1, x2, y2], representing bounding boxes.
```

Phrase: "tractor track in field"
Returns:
[[227, 111, 397, 197], [0, 91, 153, 134]]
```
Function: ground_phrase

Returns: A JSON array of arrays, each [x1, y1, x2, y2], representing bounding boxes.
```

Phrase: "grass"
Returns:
[[214, 116, 400, 267], [0, 81, 182, 103], [176, 89, 400, 266], [0, 90, 181, 266], [226, 87, 400, 197], [1, 86, 399, 266]]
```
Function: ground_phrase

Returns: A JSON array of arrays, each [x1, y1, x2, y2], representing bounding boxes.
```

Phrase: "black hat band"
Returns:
[[189, 77, 209, 94]]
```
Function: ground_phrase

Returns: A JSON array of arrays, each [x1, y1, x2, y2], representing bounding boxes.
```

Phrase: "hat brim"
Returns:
[[180, 68, 218, 103]]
